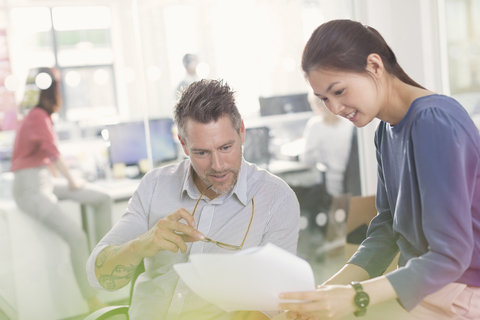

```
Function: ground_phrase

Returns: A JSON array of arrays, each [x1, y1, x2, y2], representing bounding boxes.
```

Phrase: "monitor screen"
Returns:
[[106, 118, 177, 167], [258, 93, 311, 116]]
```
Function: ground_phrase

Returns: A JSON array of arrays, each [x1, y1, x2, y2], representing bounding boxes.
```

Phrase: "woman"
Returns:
[[300, 91, 355, 197], [11, 67, 111, 313], [279, 20, 480, 320]]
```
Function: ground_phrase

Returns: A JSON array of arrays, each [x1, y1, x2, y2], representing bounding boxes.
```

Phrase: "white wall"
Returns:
[[353, 0, 446, 195]]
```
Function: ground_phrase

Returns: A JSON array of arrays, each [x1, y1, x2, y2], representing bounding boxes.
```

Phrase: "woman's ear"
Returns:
[[365, 53, 384, 79]]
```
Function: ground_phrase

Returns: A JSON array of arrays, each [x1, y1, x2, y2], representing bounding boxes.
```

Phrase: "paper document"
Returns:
[[173, 243, 315, 312]]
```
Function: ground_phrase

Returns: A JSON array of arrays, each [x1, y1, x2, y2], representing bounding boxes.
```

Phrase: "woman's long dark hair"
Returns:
[[302, 19, 425, 89], [36, 67, 61, 115]]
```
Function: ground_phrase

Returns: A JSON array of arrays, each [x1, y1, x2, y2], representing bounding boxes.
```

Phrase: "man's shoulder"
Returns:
[[142, 160, 188, 182], [244, 161, 293, 192]]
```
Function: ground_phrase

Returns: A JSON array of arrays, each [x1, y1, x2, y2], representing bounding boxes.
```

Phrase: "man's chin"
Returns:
[[209, 182, 234, 196]]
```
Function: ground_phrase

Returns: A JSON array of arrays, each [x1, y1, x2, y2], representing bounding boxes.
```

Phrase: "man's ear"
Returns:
[[240, 120, 245, 144], [365, 53, 384, 79], [178, 135, 189, 156]]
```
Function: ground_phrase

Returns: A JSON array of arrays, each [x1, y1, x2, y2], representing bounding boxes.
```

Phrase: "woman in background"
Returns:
[[11, 67, 111, 313], [279, 19, 480, 320], [300, 91, 354, 197]]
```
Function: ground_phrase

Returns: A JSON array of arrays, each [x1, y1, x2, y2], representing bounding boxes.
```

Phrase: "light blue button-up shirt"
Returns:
[[87, 159, 300, 319]]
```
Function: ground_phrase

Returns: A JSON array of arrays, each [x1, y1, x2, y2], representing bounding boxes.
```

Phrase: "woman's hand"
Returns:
[[279, 285, 357, 320], [68, 177, 85, 190]]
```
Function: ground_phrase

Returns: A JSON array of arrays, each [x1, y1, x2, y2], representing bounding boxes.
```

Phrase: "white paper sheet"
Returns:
[[173, 243, 315, 312]]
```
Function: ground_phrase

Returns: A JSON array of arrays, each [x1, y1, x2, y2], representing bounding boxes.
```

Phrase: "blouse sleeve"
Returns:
[[385, 108, 478, 310], [35, 112, 60, 161], [347, 122, 400, 275]]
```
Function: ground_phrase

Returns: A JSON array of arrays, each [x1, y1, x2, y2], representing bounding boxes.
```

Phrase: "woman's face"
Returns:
[[307, 68, 381, 127]]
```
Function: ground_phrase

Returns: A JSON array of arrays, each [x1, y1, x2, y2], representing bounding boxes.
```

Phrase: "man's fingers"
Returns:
[[157, 229, 188, 253], [179, 233, 204, 243], [165, 208, 196, 227], [164, 219, 204, 240]]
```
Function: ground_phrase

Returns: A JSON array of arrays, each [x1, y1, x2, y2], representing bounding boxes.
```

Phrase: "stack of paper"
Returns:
[[173, 243, 315, 312]]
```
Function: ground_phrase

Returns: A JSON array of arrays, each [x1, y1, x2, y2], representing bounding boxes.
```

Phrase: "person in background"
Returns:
[[175, 53, 200, 95], [10, 67, 112, 313], [87, 79, 300, 320], [279, 19, 480, 320], [299, 90, 354, 197]]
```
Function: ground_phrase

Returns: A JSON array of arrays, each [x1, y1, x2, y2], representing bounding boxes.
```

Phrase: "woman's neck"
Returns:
[[380, 77, 435, 126]]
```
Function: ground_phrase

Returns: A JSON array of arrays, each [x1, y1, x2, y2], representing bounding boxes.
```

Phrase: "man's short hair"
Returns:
[[173, 79, 242, 142]]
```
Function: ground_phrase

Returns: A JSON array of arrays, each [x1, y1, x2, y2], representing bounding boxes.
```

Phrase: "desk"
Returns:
[[267, 160, 321, 188]]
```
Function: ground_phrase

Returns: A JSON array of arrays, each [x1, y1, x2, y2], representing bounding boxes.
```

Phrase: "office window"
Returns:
[[9, 6, 116, 121], [444, 0, 480, 114], [10, 7, 56, 68]]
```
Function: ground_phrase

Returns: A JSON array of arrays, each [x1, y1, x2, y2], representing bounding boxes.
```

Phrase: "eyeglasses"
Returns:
[[191, 185, 254, 251]]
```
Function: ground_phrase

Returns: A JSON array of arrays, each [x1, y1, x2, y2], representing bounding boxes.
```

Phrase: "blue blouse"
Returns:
[[348, 94, 480, 310]]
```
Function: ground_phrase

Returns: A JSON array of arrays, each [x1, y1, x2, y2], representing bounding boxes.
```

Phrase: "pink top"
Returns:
[[10, 107, 60, 172]]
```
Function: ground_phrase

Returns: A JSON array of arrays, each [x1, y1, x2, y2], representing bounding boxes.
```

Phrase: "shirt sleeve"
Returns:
[[260, 185, 300, 255], [86, 171, 156, 289], [35, 112, 60, 161], [385, 108, 478, 310], [257, 186, 300, 318], [347, 123, 400, 275]]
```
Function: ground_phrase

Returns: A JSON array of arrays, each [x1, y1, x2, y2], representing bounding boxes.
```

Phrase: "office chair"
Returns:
[[243, 127, 271, 169], [84, 260, 145, 320]]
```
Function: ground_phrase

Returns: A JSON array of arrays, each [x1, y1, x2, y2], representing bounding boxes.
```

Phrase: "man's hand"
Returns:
[[95, 208, 205, 290], [132, 208, 205, 257]]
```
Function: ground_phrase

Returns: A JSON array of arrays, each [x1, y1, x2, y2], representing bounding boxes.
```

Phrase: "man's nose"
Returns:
[[211, 152, 224, 171]]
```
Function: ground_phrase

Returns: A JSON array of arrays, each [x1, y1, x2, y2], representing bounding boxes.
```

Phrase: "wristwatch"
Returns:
[[351, 281, 369, 317]]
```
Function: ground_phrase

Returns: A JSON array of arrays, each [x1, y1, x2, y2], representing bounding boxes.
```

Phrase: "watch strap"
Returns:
[[350, 281, 369, 317]]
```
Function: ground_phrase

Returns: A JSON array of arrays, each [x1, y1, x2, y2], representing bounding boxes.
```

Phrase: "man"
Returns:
[[87, 79, 300, 320], [175, 53, 199, 96]]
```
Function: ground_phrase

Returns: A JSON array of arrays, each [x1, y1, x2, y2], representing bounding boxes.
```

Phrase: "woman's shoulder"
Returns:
[[407, 95, 473, 130], [411, 95, 480, 147], [412, 94, 466, 118]]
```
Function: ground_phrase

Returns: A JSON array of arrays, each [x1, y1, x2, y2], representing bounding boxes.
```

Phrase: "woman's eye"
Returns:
[[321, 97, 329, 102], [334, 89, 344, 95]]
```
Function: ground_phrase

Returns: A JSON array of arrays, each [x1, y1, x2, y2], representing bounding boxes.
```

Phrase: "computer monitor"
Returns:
[[258, 93, 311, 116], [105, 118, 178, 167]]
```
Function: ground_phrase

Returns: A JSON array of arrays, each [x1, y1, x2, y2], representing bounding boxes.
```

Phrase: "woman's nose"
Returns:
[[329, 100, 345, 115]]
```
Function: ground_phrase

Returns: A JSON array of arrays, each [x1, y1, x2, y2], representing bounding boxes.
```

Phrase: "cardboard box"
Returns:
[[346, 195, 399, 274]]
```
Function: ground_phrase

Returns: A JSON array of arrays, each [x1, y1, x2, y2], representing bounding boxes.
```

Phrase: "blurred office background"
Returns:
[[0, 0, 479, 319]]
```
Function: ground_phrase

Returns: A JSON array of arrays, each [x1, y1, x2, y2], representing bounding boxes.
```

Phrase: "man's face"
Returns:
[[180, 116, 245, 197]]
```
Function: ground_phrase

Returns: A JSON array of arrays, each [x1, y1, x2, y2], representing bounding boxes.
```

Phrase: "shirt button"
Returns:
[[177, 293, 182, 298]]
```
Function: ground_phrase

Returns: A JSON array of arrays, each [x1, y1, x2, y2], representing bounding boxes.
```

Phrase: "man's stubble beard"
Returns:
[[198, 167, 239, 195]]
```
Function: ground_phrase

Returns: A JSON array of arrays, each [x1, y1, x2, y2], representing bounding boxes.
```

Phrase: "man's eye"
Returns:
[[222, 145, 232, 151]]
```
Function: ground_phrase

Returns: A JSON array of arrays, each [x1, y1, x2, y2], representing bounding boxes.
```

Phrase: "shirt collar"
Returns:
[[180, 159, 248, 206]]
